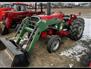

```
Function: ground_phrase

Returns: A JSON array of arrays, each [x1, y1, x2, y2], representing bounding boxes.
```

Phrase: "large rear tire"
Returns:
[[69, 18, 85, 41]]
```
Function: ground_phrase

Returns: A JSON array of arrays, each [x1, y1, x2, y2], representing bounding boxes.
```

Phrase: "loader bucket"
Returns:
[[0, 38, 29, 67]]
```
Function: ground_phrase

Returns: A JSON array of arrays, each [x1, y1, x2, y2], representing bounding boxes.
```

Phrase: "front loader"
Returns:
[[0, 2, 85, 67], [0, 15, 64, 67]]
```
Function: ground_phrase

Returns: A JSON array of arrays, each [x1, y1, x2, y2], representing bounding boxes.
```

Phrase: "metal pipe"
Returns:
[[35, 2, 37, 13], [47, 2, 51, 15], [40, 2, 43, 13]]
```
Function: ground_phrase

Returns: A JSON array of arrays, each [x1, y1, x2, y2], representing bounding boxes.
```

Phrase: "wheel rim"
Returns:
[[52, 40, 60, 51]]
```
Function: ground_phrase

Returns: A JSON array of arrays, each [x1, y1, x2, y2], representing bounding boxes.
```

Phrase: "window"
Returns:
[[2, 4, 12, 8], [13, 4, 27, 11]]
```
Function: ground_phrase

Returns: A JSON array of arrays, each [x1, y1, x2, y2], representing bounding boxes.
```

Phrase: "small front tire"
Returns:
[[47, 35, 61, 53]]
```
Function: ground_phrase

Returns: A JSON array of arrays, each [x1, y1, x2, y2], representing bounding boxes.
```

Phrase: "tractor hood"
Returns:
[[38, 12, 64, 21], [0, 8, 14, 21], [0, 8, 14, 11]]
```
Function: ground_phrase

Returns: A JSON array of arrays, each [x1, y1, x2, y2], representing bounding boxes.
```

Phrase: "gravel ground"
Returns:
[[0, 7, 91, 68]]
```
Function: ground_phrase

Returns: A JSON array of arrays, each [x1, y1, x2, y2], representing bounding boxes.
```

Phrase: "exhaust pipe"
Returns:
[[47, 2, 51, 15], [35, 2, 37, 13], [40, 3, 43, 13], [0, 38, 29, 67]]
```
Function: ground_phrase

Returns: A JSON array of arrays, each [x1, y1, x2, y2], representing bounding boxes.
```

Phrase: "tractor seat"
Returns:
[[64, 15, 70, 22]]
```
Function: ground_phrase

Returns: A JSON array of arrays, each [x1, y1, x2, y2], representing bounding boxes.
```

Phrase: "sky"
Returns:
[[62, 2, 91, 5], [0, 2, 91, 5]]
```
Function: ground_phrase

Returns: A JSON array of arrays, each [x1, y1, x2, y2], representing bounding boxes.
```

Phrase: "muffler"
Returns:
[[0, 38, 29, 67]]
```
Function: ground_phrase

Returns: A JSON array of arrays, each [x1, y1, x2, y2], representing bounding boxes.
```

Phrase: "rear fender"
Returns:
[[67, 14, 77, 25]]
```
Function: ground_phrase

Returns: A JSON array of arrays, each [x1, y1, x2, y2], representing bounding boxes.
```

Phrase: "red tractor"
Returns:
[[0, 2, 45, 35], [0, 2, 85, 67]]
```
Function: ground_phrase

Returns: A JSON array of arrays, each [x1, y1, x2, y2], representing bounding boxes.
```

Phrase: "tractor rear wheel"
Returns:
[[47, 35, 61, 53], [0, 18, 9, 35], [77, 18, 84, 23], [1, 25, 9, 35], [69, 18, 84, 41]]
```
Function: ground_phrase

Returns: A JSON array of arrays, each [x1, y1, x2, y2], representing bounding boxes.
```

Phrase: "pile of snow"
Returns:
[[82, 18, 91, 40]]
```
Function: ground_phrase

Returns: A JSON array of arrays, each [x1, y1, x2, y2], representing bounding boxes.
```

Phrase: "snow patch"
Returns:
[[82, 18, 91, 40], [60, 44, 88, 62]]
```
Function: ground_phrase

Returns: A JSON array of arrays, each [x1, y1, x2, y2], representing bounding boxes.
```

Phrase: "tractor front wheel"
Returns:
[[69, 18, 84, 41], [47, 35, 61, 53]]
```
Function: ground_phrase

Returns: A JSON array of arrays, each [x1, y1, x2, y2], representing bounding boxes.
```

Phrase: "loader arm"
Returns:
[[0, 16, 65, 67], [15, 16, 64, 53]]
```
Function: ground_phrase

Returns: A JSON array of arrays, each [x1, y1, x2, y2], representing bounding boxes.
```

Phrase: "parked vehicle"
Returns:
[[0, 2, 45, 35]]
